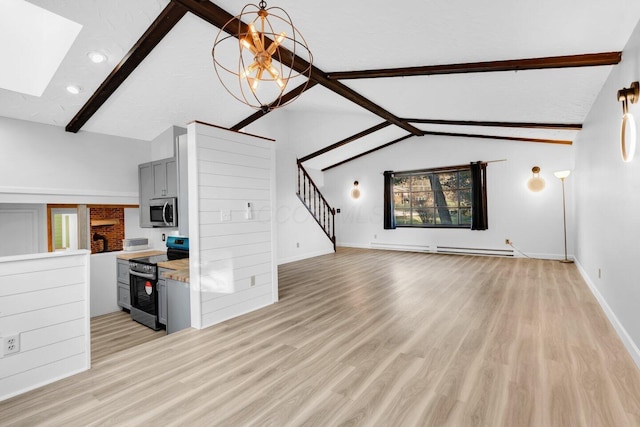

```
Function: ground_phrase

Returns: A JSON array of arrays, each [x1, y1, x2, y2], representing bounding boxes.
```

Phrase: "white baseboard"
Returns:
[[575, 259, 640, 369]]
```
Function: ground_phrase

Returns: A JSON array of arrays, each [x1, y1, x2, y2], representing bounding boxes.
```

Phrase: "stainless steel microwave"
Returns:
[[149, 197, 177, 227]]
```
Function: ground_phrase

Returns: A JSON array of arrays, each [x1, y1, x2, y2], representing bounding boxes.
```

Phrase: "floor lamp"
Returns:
[[554, 170, 574, 263]]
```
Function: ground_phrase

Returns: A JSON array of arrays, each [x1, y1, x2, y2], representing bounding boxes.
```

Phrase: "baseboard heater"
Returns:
[[436, 246, 514, 257], [370, 242, 431, 252], [369, 242, 515, 257]]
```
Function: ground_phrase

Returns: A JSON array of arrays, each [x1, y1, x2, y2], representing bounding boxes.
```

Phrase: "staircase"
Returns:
[[296, 160, 336, 251]]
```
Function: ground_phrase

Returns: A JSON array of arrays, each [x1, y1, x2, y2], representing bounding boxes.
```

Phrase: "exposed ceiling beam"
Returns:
[[322, 128, 572, 171], [174, 0, 422, 136], [230, 81, 318, 131], [327, 52, 622, 80], [65, 1, 188, 133], [406, 119, 582, 130], [322, 134, 414, 172], [299, 122, 392, 163], [421, 130, 572, 145]]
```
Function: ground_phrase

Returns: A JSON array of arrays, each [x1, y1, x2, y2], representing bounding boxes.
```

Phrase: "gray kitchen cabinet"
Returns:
[[116, 259, 131, 310], [152, 158, 177, 198], [167, 277, 191, 334], [139, 157, 178, 228], [138, 162, 153, 228], [157, 267, 169, 326]]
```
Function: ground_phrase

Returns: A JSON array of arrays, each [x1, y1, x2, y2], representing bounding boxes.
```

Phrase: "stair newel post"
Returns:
[[332, 208, 336, 251]]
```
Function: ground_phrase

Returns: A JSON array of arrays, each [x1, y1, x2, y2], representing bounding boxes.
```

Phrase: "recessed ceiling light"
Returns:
[[87, 51, 107, 63], [66, 85, 82, 94]]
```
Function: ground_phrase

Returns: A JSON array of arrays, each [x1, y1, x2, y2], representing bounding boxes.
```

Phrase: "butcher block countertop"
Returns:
[[116, 250, 165, 260], [115, 251, 190, 283], [162, 268, 190, 283], [157, 258, 189, 270]]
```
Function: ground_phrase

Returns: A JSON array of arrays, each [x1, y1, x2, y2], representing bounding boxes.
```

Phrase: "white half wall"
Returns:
[[0, 250, 91, 401], [0, 116, 150, 205], [573, 18, 640, 366], [187, 122, 277, 330], [323, 135, 575, 259]]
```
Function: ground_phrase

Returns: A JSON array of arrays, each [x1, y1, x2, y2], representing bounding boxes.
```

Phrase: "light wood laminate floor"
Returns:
[[2, 248, 640, 426], [91, 311, 166, 365]]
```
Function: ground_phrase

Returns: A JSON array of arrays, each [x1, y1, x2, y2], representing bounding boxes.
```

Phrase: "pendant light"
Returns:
[[212, 1, 313, 112]]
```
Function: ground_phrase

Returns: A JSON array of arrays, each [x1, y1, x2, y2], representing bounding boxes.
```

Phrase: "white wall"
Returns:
[[0, 116, 150, 205], [188, 122, 277, 329], [0, 251, 91, 401], [574, 19, 640, 366], [323, 134, 574, 259], [247, 110, 353, 264]]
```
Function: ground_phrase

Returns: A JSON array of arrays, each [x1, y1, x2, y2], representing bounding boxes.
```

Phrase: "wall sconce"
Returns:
[[350, 181, 361, 199], [617, 81, 639, 162], [527, 166, 545, 192]]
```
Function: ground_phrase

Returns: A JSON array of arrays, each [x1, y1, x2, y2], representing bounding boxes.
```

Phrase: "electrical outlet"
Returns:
[[162, 233, 166, 242], [250, 275, 256, 287], [505, 238, 511, 245], [598, 268, 602, 279], [296, 242, 300, 248], [3, 334, 20, 356]]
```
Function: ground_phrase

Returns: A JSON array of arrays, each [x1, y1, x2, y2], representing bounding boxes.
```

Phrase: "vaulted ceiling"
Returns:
[[3, 0, 640, 171]]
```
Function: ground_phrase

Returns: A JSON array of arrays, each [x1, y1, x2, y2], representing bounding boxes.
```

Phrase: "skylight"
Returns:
[[0, 0, 82, 97]]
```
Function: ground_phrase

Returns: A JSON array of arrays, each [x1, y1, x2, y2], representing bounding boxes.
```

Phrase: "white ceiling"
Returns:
[[2, 0, 640, 170]]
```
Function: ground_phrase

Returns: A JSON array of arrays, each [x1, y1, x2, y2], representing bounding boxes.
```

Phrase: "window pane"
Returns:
[[414, 207, 435, 224], [459, 190, 472, 207], [459, 170, 472, 188], [448, 209, 460, 225], [411, 192, 433, 207], [438, 172, 458, 190], [394, 192, 410, 208], [460, 208, 472, 225], [411, 175, 431, 192], [395, 209, 412, 225], [393, 176, 409, 188], [442, 190, 458, 207], [435, 206, 454, 224]]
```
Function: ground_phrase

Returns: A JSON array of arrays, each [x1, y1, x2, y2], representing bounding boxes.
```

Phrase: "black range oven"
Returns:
[[129, 240, 188, 330]]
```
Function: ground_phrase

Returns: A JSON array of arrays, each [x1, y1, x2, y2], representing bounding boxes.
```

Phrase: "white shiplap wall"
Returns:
[[0, 251, 91, 401], [187, 122, 277, 329]]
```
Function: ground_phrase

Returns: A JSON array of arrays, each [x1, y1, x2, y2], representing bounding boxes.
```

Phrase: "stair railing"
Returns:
[[296, 160, 336, 251]]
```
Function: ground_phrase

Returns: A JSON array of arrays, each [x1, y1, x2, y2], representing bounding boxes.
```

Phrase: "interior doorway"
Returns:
[[50, 208, 78, 251]]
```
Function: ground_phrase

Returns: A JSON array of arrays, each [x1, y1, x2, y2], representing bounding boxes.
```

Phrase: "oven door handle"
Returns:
[[162, 202, 170, 226], [129, 269, 156, 280]]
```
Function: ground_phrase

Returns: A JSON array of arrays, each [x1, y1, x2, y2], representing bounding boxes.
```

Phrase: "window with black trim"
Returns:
[[392, 166, 472, 228]]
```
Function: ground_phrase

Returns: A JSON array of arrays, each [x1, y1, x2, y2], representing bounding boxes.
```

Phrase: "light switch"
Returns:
[[220, 209, 231, 221]]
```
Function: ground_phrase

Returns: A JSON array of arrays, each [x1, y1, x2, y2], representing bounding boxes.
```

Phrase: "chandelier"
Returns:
[[212, 1, 313, 112]]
